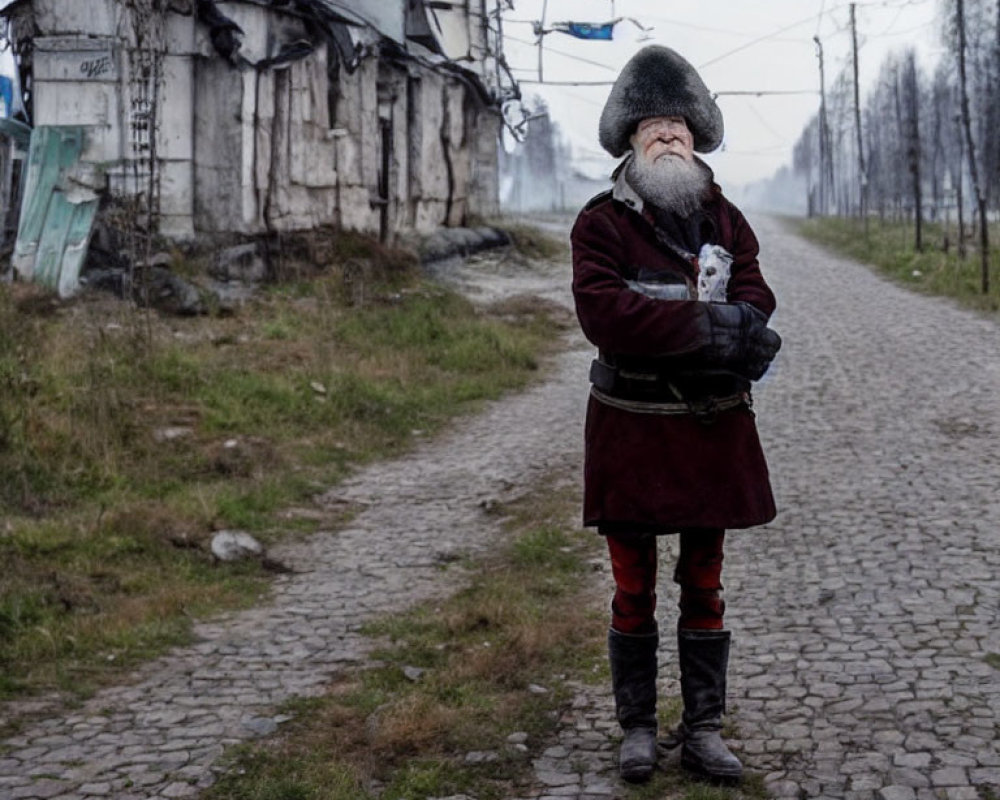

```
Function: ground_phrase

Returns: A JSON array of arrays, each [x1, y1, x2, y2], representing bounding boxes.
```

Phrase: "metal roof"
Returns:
[[306, 0, 405, 44]]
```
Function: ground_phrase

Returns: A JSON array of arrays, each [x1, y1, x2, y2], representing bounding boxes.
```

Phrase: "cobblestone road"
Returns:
[[2, 216, 999, 800], [724, 217, 1000, 800]]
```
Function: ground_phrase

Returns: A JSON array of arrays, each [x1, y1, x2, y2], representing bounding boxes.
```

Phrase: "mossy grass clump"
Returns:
[[792, 216, 1000, 314]]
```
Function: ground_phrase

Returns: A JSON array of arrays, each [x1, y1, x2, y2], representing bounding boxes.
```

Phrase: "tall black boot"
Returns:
[[608, 627, 659, 782], [677, 628, 743, 782]]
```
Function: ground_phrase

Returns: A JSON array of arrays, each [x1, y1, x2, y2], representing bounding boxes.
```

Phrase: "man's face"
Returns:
[[630, 116, 694, 164]]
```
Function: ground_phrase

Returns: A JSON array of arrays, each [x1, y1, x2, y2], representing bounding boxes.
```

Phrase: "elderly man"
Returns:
[[570, 46, 781, 783]]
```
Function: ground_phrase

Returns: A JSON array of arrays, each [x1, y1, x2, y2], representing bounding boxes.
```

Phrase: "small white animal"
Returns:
[[697, 244, 733, 302]]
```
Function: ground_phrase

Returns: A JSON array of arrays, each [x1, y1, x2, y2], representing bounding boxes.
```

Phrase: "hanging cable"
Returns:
[[503, 32, 620, 72]]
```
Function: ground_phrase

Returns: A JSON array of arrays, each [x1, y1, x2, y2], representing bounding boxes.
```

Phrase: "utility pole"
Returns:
[[814, 36, 832, 216], [537, 0, 548, 83], [850, 4, 867, 225]]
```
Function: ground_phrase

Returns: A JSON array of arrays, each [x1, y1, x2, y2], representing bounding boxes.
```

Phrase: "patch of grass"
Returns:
[[791, 216, 1000, 314], [625, 769, 769, 800], [198, 741, 371, 800], [204, 476, 602, 800], [659, 694, 683, 730], [0, 227, 565, 706], [496, 220, 570, 261], [985, 653, 1000, 670], [0, 504, 265, 700]]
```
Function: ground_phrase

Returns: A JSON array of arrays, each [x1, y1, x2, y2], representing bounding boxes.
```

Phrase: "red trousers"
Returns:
[[606, 529, 726, 634]]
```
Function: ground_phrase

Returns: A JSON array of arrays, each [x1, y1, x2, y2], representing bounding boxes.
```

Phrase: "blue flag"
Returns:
[[554, 21, 616, 40]]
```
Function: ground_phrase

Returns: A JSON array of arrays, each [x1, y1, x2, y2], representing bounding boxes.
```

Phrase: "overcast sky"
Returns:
[[1, 1, 944, 188], [501, 0, 944, 187]]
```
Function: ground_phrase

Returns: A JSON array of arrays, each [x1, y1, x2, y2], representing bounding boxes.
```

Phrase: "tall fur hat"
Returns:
[[598, 45, 724, 157]]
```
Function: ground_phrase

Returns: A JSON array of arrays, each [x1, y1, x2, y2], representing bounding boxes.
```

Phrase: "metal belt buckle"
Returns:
[[689, 396, 720, 425]]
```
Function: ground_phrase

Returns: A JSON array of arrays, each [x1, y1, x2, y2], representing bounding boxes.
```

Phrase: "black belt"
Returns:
[[589, 359, 751, 423]]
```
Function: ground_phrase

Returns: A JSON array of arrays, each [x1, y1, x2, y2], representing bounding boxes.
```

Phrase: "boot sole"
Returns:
[[680, 755, 743, 784], [620, 764, 655, 783]]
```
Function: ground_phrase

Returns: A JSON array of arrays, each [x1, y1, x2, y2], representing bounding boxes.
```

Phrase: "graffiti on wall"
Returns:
[[35, 39, 119, 83], [80, 55, 115, 79]]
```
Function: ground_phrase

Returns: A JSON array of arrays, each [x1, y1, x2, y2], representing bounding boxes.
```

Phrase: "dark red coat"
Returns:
[[571, 185, 777, 533]]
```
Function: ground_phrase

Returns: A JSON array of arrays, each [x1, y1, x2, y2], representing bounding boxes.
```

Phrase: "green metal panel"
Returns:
[[58, 201, 100, 297], [16, 128, 80, 249], [34, 193, 95, 293], [12, 126, 100, 297]]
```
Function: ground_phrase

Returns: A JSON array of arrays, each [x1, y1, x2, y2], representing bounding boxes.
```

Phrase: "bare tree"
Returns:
[[900, 50, 923, 251], [850, 4, 868, 223], [927, 65, 953, 226], [954, 0, 990, 293]]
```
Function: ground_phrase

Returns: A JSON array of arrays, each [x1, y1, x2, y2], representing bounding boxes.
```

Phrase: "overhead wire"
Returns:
[[862, 20, 935, 39], [877, 3, 908, 36], [695, 0, 932, 69], [519, 79, 615, 85], [501, 0, 935, 147], [741, 96, 792, 144], [502, 31, 620, 72], [632, 14, 801, 43], [504, 2, 840, 83], [698, 11, 829, 69]]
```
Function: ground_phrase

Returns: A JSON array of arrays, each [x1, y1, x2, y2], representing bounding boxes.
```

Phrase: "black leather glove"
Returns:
[[701, 301, 782, 381]]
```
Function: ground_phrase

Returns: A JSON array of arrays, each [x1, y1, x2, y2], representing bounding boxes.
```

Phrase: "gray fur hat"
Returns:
[[598, 45, 724, 157]]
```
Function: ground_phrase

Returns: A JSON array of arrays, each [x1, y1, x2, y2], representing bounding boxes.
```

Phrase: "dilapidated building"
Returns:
[[0, 0, 518, 294]]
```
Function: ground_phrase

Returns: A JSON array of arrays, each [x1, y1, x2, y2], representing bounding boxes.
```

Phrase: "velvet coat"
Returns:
[[571, 182, 777, 534]]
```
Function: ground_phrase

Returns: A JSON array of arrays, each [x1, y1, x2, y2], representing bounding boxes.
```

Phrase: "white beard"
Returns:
[[625, 152, 711, 217]]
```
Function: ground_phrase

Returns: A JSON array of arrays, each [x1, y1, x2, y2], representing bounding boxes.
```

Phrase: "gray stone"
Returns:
[[932, 767, 969, 787], [77, 783, 112, 796], [160, 782, 198, 798], [211, 531, 263, 562], [143, 267, 206, 316], [879, 788, 916, 800], [211, 243, 267, 283], [242, 717, 278, 737], [895, 752, 932, 769], [463, 751, 498, 764], [11, 780, 67, 799]]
